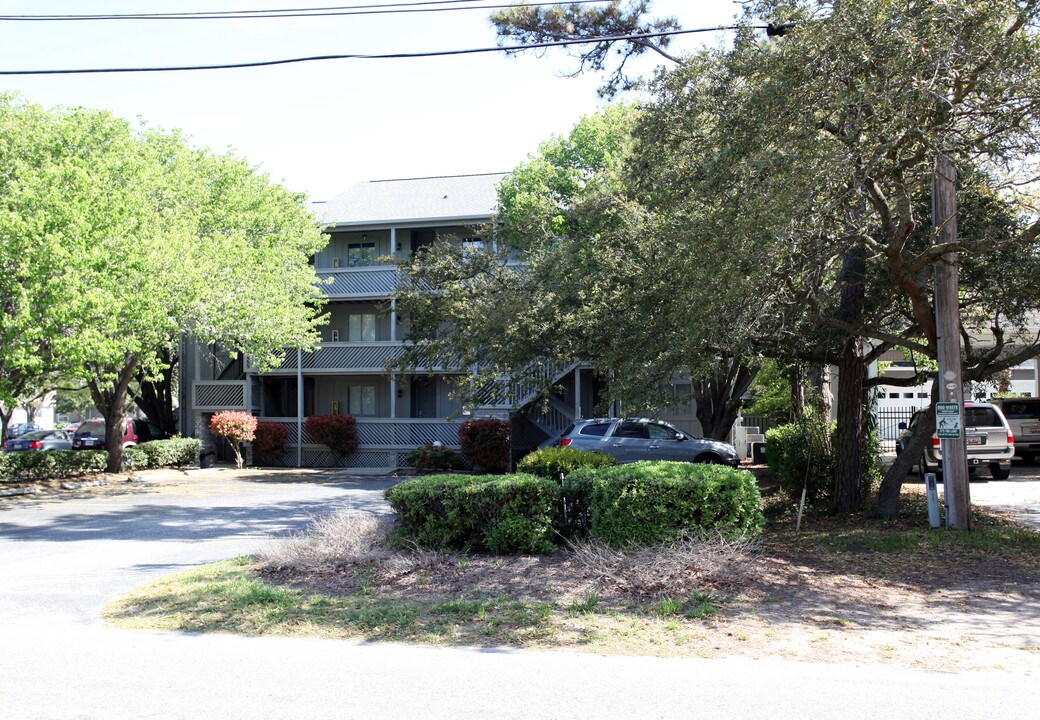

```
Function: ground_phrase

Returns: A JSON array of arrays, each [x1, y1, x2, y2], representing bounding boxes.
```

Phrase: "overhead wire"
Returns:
[[0, 0, 609, 22], [0, 25, 758, 76]]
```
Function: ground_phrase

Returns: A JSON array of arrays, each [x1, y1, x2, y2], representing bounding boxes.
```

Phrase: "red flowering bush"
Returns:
[[209, 411, 257, 470], [252, 421, 289, 465], [305, 414, 359, 456], [459, 418, 511, 473]]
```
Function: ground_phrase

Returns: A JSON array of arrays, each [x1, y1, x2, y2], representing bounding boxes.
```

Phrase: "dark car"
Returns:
[[541, 418, 741, 467], [4, 429, 74, 452], [991, 397, 1040, 463], [71, 418, 170, 450], [7, 422, 41, 439]]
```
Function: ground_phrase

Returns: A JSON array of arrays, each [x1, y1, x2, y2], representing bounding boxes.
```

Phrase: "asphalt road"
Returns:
[[2, 467, 1039, 720]]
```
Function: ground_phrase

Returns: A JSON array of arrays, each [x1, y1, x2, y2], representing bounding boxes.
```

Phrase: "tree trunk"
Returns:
[[0, 406, 13, 444], [132, 348, 178, 435], [832, 237, 867, 512], [788, 363, 806, 422], [693, 358, 759, 441], [808, 363, 833, 420], [88, 357, 139, 474], [877, 390, 938, 518]]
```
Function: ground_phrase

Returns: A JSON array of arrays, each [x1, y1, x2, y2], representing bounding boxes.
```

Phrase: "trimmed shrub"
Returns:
[[209, 411, 257, 470], [765, 417, 835, 504], [405, 443, 463, 473], [136, 438, 201, 468], [567, 461, 764, 546], [517, 446, 617, 478], [252, 421, 289, 465], [0, 450, 107, 482], [305, 414, 359, 457], [123, 445, 148, 469], [385, 473, 558, 554], [458, 418, 510, 473]]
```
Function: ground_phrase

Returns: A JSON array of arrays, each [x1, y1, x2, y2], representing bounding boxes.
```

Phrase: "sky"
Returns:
[[0, 1, 744, 201]]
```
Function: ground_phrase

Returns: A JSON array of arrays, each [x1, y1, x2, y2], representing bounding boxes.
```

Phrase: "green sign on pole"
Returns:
[[936, 402, 961, 439]]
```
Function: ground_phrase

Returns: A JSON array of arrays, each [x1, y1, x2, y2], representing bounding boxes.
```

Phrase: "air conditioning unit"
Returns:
[[331, 329, 340, 342], [332, 257, 340, 268]]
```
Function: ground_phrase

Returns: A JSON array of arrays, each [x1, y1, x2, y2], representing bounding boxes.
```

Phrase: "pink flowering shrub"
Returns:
[[252, 421, 289, 465], [209, 411, 257, 469]]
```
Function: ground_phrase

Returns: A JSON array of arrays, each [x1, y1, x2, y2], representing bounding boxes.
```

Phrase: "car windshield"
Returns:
[[19, 430, 51, 441], [77, 421, 105, 436]]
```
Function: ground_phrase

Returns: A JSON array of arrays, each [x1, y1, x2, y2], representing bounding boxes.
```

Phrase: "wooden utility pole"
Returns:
[[933, 154, 971, 529]]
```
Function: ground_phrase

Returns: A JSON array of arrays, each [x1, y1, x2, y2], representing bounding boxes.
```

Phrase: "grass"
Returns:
[[102, 488, 1040, 669]]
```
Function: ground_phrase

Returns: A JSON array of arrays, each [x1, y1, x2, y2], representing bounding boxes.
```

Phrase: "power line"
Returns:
[[0, 25, 753, 76], [0, 0, 607, 22]]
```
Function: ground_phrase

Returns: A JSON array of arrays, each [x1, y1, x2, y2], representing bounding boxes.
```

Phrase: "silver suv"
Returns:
[[542, 418, 741, 467], [991, 397, 1040, 464], [896, 402, 1013, 480]]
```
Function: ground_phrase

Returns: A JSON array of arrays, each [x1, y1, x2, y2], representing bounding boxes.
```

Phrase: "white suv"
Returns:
[[896, 402, 1014, 480]]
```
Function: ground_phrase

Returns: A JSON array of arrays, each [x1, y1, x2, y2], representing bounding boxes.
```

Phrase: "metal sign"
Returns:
[[936, 402, 961, 439]]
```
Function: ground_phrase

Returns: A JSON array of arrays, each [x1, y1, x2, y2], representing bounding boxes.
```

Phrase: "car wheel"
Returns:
[[990, 463, 1011, 480], [694, 453, 723, 464]]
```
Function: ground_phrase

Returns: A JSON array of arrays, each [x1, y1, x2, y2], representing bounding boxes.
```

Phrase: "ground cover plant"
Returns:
[[103, 489, 1040, 674]]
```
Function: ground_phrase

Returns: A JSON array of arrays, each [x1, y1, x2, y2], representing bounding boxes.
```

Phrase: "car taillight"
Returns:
[[560, 438, 572, 447], [931, 437, 940, 446], [29, 440, 42, 449], [1008, 433, 1014, 445]]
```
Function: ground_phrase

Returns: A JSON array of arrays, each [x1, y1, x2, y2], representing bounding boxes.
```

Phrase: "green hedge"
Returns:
[[0, 450, 108, 482], [384, 473, 558, 554], [568, 461, 764, 546], [1, 438, 201, 481], [516, 446, 617, 478], [126, 438, 201, 469], [404, 443, 463, 473], [765, 418, 835, 504]]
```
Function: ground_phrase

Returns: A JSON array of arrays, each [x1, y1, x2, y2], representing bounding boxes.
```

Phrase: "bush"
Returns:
[[385, 473, 558, 554], [405, 443, 463, 473], [567, 461, 764, 546], [517, 446, 617, 478], [765, 417, 835, 504], [458, 418, 510, 473], [305, 414, 359, 456], [252, 421, 289, 465], [0, 450, 107, 482], [209, 411, 257, 470], [130, 438, 201, 469]]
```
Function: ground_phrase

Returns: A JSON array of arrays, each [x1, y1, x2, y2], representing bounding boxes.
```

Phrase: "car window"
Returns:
[[21, 430, 49, 441], [578, 423, 610, 437], [648, 423, 678, 440], [77, 421, 105, 436], [613, 421, 649, 439], [147, 422, 163, 437], [999, 401, 1040, 419], [965, 407, 1000, 426]]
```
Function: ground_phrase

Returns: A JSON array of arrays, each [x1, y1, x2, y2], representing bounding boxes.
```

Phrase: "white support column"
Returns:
[[390, 227, 397, 260], [296, 348, 304, 468], [390, 375, 398, 419], [574, 368, 582, 420], [391, 299, 397, 342]]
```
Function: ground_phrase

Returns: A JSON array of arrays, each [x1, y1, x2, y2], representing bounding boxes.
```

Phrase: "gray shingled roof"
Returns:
[[315, 172, 506, 227]]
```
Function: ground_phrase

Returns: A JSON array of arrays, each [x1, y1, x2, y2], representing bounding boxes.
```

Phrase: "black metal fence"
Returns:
[[876, 405, 922, 447]]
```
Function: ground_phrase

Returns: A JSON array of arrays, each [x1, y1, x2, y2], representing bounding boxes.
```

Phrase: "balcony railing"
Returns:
[[259, 417, 462, 448], [259, 342, 453, 373], [316, 266, 398, 298], [193, 380, 247, 410]]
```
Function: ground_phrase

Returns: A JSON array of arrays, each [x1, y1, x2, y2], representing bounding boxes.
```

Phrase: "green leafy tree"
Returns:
[[0, 97, 328, 471]]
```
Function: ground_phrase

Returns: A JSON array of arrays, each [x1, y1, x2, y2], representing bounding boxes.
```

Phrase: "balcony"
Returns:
[[316, 266, 398, 299], [260, 342, 452, 374]]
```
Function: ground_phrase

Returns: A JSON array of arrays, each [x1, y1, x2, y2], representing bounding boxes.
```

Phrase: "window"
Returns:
[[612, 421, 649, 439], [348, 314, 376, 341], [347, 242, 376, 267], [649, 423, 680, 440], [579, 423, 610, 437], [903, 392, 914, 398], [461, 237, 484, 255], [349, 385, 376, 416], [917, 392, 928, 398], [889, 393, 899, 399]]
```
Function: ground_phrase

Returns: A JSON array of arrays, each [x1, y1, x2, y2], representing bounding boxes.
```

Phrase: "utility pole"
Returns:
[[933, 154, 971, 529]]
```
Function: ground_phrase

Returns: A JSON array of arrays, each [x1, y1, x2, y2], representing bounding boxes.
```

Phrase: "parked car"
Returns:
[[3, 429, 73, 452], [7, 422, 41, 439], [990, 397, 1040, 464], [541, 418, 741, 467], [71, 418, 170, 450], [896, 401, 1013, 480]]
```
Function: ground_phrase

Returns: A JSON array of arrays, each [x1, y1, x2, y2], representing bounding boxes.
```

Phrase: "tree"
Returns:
[[394, 106, 759, 437], [491, 1, 682, 97], [209, 411, 257, 470], [0, 97, 328, 472]]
